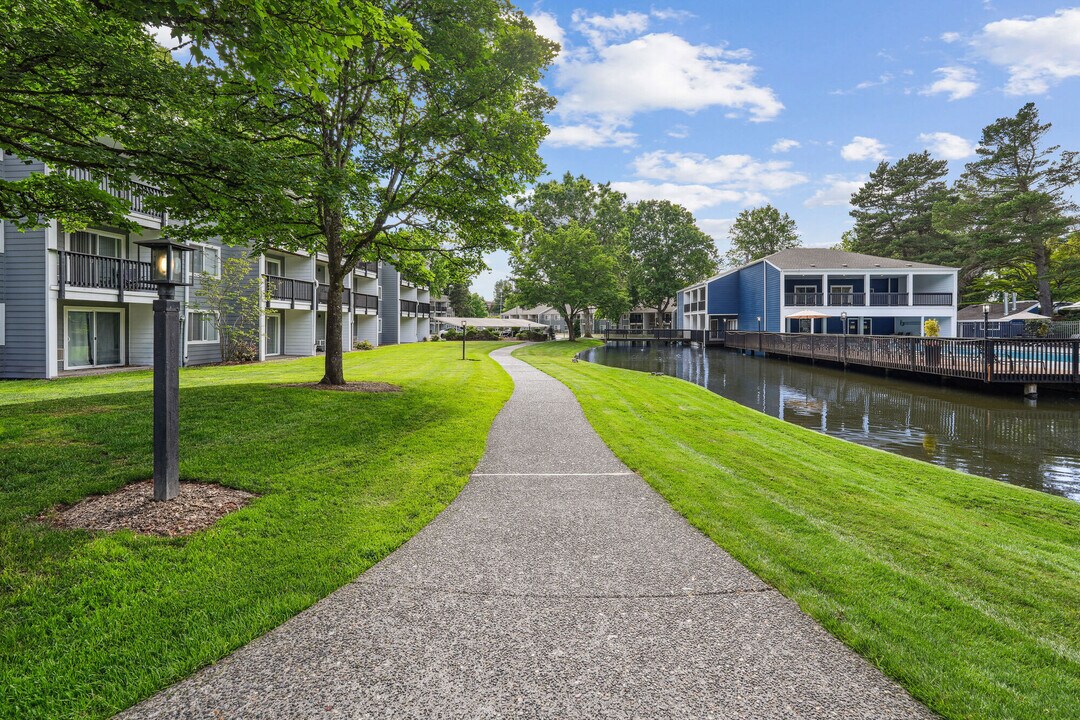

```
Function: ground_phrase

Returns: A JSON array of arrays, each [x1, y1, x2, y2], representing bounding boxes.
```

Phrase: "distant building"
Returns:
[[677, 248, 959, 337]]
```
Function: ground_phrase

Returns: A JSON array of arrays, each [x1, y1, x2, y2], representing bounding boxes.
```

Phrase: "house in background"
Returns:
[[677, 248, 959, 337]]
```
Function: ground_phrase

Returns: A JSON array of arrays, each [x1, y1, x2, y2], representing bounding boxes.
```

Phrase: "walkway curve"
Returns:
[[119, 345, 933, 719]]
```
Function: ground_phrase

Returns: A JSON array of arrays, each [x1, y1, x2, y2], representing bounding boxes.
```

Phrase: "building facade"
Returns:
[[677, 248, 959, 337], [0, 154, 433, 379]]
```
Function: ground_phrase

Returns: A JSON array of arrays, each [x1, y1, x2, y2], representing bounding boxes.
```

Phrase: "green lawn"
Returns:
[[0, 342, 512, 720], [516, 340, 1080, 720]]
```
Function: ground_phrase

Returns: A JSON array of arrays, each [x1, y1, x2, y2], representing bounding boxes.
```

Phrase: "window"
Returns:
[[187, 312, 218, 342], [191, 245, 220, 276], [70, 230, 123, 257]]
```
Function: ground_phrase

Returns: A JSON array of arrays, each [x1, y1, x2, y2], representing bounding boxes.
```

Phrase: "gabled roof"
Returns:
[[957, 301, 1039, 321], [762, 248, 955, 270]]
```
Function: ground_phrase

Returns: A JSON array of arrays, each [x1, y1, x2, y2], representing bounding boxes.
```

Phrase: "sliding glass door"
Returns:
[[65, 309, 123, 369]]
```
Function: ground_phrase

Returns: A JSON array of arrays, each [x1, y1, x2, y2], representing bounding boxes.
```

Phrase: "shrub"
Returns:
[[353, 340, 374, 351], [1025, 319, 1051, 338], [232, 342, 259, 363], [923, 319, 940, 337]]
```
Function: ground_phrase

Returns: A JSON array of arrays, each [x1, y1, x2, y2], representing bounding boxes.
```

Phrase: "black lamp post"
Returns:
[[135, 238, 193, 501], [756, 315, 762, 332], [982, 303, 991, 338], [840, 311, 848, 366], [461, 320, 468, 360]]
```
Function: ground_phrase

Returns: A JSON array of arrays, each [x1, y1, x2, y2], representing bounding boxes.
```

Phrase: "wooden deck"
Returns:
[[603, 329, 726, 345], [724, 331, 1080, 386]]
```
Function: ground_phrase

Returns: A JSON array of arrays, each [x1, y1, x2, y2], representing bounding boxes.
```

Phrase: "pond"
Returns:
[[584, 344, 1080, 502]]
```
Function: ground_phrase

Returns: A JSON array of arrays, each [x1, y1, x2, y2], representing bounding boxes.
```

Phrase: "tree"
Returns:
[[511, 222, 626, 342], [192, 257, 264, 362], [169, 0, 556, 385], [462, 293, 489, 318], [725, 205, 800, 266], [492, 279, 514, 315], [446, 284, 471, 317], [963, 232, 1080, 306], [626, 200, 718, 318], [938, 103, 1079, 314], [848, 152, 959, 263], [0, 0, 422, 229], [517, 173, 631, 335]]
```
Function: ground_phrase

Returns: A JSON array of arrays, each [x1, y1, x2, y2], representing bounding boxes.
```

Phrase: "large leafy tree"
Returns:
[[725, 204, 800, 266], [963, 233, 1080, 306], [492, 278, 514, 315], [517, 173, 630, 333], [171, 0, 556, 385], [848, 152, 959, 264], [0, 0, 420, 229], [511, 222, 626, 342], [938, 103, 1079, 314], [626, 200, 718, 318]]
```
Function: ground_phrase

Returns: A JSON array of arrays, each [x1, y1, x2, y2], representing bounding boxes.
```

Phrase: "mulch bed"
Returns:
[[38, 481, 256, 537], [281, 381, 402, 393]]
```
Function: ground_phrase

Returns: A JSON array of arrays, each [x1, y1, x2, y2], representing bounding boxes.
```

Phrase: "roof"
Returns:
[[957, 301, 1039, 322], [761, 248, 956, 271]]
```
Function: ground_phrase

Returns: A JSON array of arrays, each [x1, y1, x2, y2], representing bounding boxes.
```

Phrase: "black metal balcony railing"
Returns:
[[57, 251, 156, 300], [828, 292, 865, 306], [353, 292, 378, 312], [265, 274, 314, 308], [355, 261, 379, 277], [418, 302, 431, 316], [869, 292, 909, 307], [400, 299, 418, 315], [786, 292, 825, 307], [913, 292, 953, 306], [67, 167, 166, 221], [317, 285, 350, 306]]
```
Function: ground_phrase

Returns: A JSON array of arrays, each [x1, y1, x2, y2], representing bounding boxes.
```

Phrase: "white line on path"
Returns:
[[470, 472, 637, 477]]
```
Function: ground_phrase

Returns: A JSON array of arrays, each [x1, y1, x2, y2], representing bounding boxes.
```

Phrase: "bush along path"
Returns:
[[117, 345, 931, 719], [514, 340, 1080, 720]]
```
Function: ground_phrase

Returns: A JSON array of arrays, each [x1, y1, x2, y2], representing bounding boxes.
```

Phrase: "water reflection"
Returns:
[[585, 344, 1080, 502]]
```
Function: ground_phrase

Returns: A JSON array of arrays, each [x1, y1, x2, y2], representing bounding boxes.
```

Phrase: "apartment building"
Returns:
[[0, 154, 432, 379]]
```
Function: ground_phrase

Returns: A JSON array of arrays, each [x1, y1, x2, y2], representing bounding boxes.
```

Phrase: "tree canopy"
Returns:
[[725, 205, 801, 266], [626, 200, 718, 316]]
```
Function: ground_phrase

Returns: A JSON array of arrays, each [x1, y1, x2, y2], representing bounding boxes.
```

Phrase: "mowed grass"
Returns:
[[0, 342, 512, 719], [516, 341, 1080, 720]]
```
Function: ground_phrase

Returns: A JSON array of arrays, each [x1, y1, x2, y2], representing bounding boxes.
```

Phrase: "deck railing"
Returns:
[[603, 328, 706, 343], [400, 299, 418, 315], [913, 292, 953, 306], [66, 168, 166, 221], [355, 261, 379, 277], [725, 331, 1080, 384], [317, 285, 350, 306], [417, 302, 431, 316], [57, 251, 156, 300], [353, 292, 378, 312], [868, 292, 908, 307], [265, 274, 314, 308]]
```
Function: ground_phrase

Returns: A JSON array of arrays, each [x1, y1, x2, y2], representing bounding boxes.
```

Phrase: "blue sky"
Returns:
[[472, 1, 1080, 298]]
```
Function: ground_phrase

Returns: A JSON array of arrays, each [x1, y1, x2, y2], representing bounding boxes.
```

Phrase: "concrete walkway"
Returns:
[[121, 346, 933, 719]]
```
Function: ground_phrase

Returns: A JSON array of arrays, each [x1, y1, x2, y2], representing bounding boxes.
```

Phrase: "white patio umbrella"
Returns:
[[786, 309, 830, 334], [998, 309, 1052, 322]]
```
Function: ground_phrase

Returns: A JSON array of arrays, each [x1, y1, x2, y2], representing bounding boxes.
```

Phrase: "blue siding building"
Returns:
[[678, 248, 959, 338]]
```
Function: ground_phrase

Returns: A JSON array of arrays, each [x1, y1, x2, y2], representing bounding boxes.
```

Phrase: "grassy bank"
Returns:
[[516, 340, 1080, 720], [0, 342, 512, 719]]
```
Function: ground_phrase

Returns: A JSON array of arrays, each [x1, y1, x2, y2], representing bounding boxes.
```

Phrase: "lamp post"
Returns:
[[982, 303, 991, 338], [461, 320, 468, 360], [982, 302, 993, 382], [840, 311, 848, 366], [134, 238, 194, 501]]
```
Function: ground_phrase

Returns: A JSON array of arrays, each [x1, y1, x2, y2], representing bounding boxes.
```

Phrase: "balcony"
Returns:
[[786, 292, 825, 307], [913, 292, 953, 306], [418, 302, 431, 316], [355, 261, 379, 277], [317, 285, 350, 307], [869, 292, 908, 307], [57, 251, 156, 300], [400, 299, 418, 316], [828, 292, 865, 306], [353, 292, 378, 312], [265, 274, 314, 308], [66, 168, 165, 222]]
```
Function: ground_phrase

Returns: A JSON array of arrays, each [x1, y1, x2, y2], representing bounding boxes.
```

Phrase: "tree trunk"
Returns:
[[583, 307, 593, 337], [1033, 240, 1054, 318], [561, 309, 576, 341], [321, 265, 347, 386]]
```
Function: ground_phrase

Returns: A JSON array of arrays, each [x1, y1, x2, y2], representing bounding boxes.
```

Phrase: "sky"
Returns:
[[471, 1, 1080, 298]]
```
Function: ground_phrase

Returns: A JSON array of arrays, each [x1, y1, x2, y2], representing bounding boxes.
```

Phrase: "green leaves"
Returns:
[[726, 204, 800, 266], [627, 200, 718, 315]]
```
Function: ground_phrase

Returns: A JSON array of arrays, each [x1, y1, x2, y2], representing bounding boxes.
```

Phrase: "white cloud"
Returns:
[[971, 8, 1080, 95], [555, 32, 783, 123], [697, 218, 735, 240], [841, 136, 888, 162], [917, 132, 976, 160], [667, 124, 690, 139], [146, 25, 191, 58], [571, 10, 650, 49], [651, 7, 696, 22], [920, 66, 979, 100], [632, 150, 808, 192], [529, 11, 566, 55], [771, 138, 800, 153], [545, 122, 637, 149], [804, 176, 865, 208], [941, 31, 962, 43], [610, 181, 766, 212]]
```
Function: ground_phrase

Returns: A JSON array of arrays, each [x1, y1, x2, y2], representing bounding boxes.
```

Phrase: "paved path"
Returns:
[[121, 346, 933, 719]]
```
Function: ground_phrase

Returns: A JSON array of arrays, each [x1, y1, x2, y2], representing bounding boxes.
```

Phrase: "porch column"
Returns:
[[907, 274, 914, 307], [864, 273, 870, 306], [822, 274, 829, 306]]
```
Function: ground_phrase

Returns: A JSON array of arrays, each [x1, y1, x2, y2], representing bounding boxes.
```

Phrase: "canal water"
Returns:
[[584, 344, 1080, 502]]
